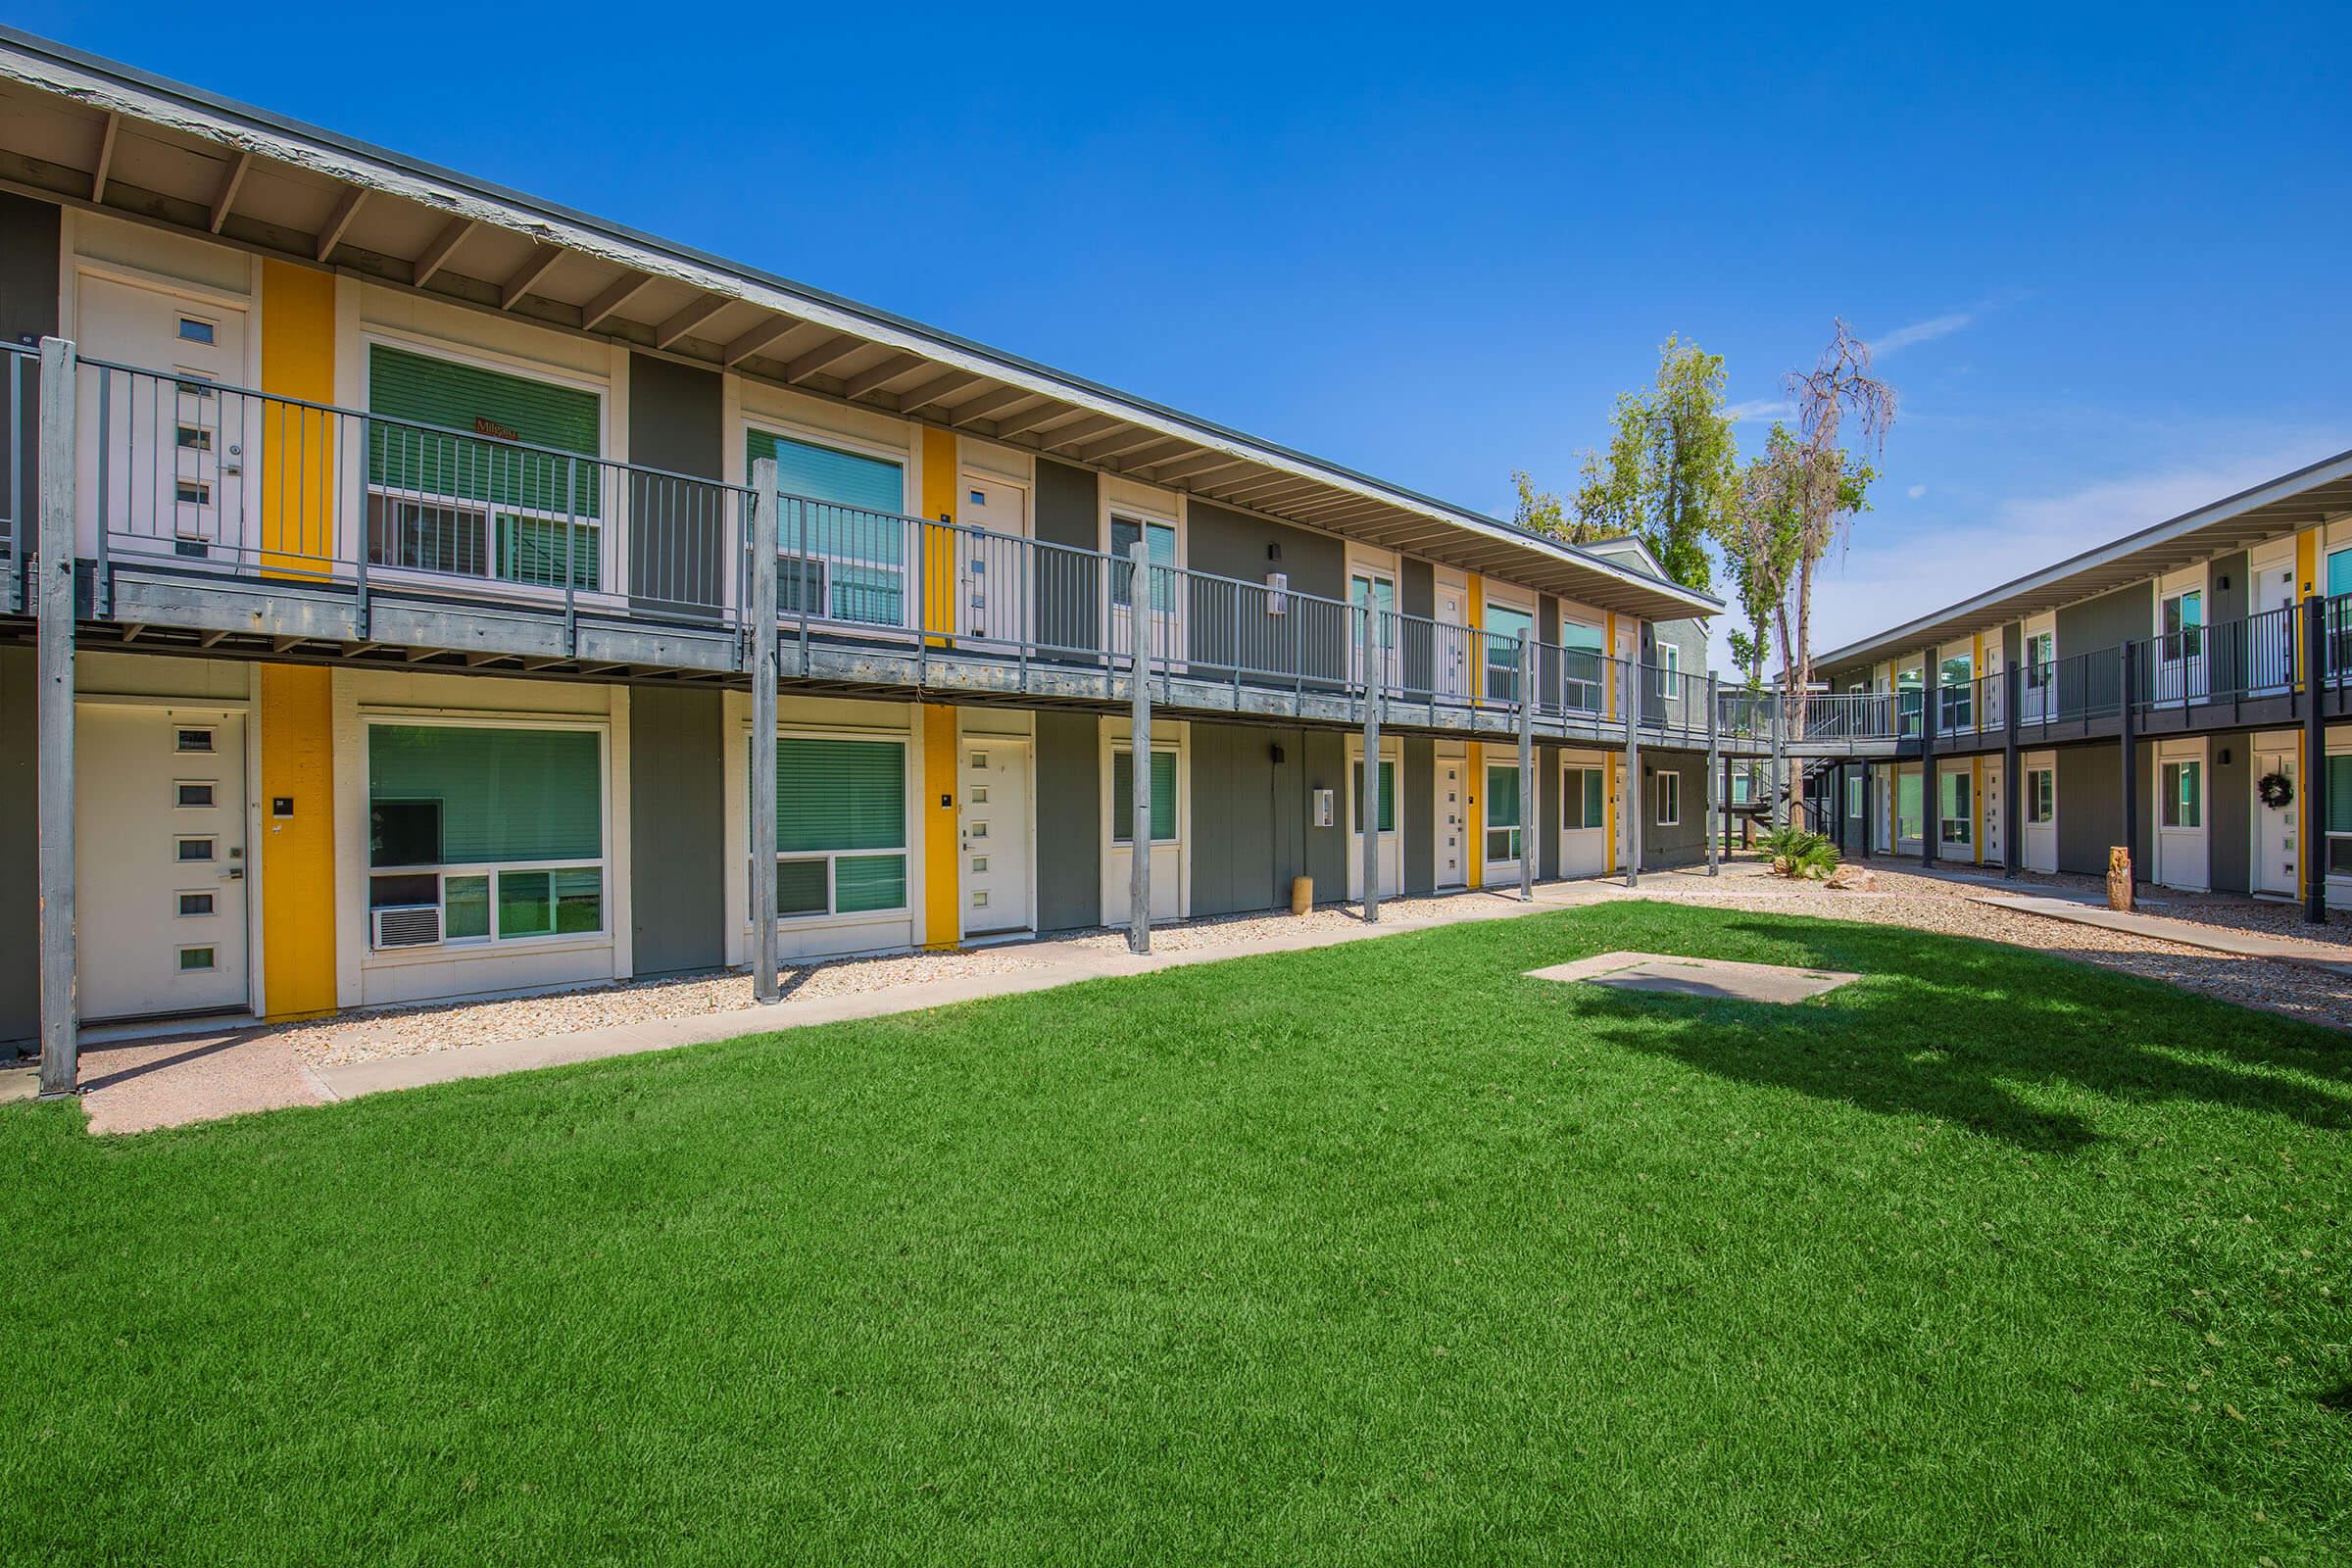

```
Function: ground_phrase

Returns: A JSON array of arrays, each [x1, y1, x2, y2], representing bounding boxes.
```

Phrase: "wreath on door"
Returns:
[[2258, 771, 2294, 809]]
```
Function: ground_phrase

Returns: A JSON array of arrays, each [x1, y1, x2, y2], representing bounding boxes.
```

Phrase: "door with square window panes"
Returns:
[[1436, 759, 1467, 888], [76, 706, 249, 1019], [959, 739, 1032, 935], [956, 476, 1028, 646], [75, 274, 252, 567]]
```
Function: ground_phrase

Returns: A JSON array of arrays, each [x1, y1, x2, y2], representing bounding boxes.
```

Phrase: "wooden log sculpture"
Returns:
[[2106, 846, 2133, 911]]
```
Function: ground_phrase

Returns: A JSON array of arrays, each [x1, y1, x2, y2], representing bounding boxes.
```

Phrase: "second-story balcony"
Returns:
[[15, 343, 1772, 754]]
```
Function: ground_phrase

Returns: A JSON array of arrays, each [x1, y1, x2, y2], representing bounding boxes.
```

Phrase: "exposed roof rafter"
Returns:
[[580, 270, 653, 331], [313, 183, 366, 261], [722, 315, 797, 367], [88, 110, 117, 202], [410, 217, 474, 288], [780, 332, 864, 384], [206, 148, 250, 233], [655, 292, 726, 349], [498, 242, 564, 310]]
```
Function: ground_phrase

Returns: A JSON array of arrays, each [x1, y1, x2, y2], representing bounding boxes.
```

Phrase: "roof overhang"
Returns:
[[1814, 446, 2352, 670], [0, 26, 1719, 625]]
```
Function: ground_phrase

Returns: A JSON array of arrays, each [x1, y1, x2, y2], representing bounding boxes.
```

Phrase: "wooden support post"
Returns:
[[1704, 672, 1721, 877], [2305, 593, 2328, 923], [1623, 657, 1642, 888], [1361, 603, 1382, 923], [2119, 639, 2139, 899], [1517, 630, 1534, 902], [35, 337, 76, 1099], [1129, 540, 1152, 954], [749, 457, 781, 1004]]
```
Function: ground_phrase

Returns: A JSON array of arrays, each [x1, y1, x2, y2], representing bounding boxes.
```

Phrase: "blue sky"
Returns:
[[21, 3, 2351, 666]]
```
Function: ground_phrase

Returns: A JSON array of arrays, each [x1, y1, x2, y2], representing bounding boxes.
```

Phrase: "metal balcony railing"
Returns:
[[1, 341, 30, 615]]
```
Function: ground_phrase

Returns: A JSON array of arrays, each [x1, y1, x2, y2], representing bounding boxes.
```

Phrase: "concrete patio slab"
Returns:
[[1526, 951, 1862, 1004]]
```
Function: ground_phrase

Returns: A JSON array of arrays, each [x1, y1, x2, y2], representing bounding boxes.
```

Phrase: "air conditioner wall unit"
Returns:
[[371, 903, 442, 950]]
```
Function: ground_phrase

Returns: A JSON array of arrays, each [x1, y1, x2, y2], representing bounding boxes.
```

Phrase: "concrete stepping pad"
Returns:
[[1526, 951, 1861, 1004]]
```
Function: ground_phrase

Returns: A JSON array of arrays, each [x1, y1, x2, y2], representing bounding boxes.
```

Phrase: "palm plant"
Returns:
[[1757, 824, 1841, 881]]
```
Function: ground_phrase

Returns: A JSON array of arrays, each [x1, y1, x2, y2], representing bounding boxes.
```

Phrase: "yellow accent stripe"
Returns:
[[918, 428, 957, 644], [1465, 743, 1485, 889], [259, 260, 335, 576], [255, 261, 341, 1018], [1466, 575, 1486, 710], [922, 705, 958, 949]]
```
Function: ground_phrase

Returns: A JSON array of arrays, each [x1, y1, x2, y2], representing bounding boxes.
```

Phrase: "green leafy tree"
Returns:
[[1509, 336, 1737, 592]]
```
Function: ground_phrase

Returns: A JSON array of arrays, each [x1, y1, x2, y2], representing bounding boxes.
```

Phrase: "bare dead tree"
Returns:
[[1781, 320, 1895, 738]]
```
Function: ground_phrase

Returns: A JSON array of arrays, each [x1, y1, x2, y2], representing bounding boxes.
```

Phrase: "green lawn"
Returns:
[[4, 904, 2347, 1565]]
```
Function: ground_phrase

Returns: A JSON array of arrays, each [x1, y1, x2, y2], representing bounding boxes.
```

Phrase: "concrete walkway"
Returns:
[[1969, 891, 2352, 971], [77, 883, 1609, 1134]]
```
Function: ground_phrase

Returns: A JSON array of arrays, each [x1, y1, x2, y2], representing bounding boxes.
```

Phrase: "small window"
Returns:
[[175, 837, 217, 862], [1655, 771, 1681, 827], [972, 890, 990, 908], [175, 480, 212, 507], [174, 781, 216, 808], [2028, 769, 2056, 825], [176, 946, 218, 973], [969, 752, 988, 769], [176, 727, 215, 754], [176, 891, 216, 918], [177, 316, 217, 345], [969, 785, 989, 804], [971, 856, 989, 874], [969, 489, 987, 507], [176, 424, 215, 452], [1846, 775, 1865, 818], [2161, 760, 2203, 829]]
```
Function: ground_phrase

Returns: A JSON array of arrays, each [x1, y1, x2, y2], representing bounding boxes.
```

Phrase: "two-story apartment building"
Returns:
[[0, 28, 1732, 1056], [1810, 448, 2352, 913]]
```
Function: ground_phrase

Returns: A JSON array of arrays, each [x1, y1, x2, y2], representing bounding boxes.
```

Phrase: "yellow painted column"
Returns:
[[918, 428, 958, 644], [254, 260, 342, 1018], [1465, 743, 1484, 889], [1602, 612, 1618, 873], [259, 260, 336, 576], [922, 705, 959, 949]]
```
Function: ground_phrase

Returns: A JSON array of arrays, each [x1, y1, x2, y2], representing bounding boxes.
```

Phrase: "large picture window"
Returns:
[[750, 428, 908, 627], [366, 345, 603, 592], [368, 723, 605, 948], [761, 736, 909, 918], [1111, 748, 1179, 844], [1485, 762, 1522, 862]]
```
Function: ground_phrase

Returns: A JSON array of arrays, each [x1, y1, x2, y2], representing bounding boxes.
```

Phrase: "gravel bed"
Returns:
[[1059, 891, 1539, 954], [280, 947, 1047, 1069], [1628, 858, 2352, 1032]]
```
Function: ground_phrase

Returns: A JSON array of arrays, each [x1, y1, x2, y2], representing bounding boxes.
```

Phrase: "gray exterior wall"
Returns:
[[1184, 501, 1346, 685], [1402, 737, 1435, 894], [2210, 738, 2250, 895], [1639, 751, 1709, 869], [0, 647, 31, 1047], [2057, 582, 2153, 660], [1034, 460, 1100, 658], [628, 686, 726, 975], [2056, 743, 2123, 875], [1399, 557, 1435, 694], [1188, 722, 1292, 918], [1035, 710, 1101, 932], [2, 193, 58, 522], [626, 354, 725, 618], [1301, 728, 1348, 899]]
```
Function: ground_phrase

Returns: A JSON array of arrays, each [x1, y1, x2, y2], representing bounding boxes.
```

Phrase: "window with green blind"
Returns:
[[1110, 516, 1177, 612], [1486, 762, 1522, 861], [367, 345, 603, 591], [1351, 760, 1397, 833], [1111, 749, 1179, 844], [1939, 770, 1972, 844], [747, 429, 906, 626], [760, 737, 908, 917], [366, 723, 606, 945], [1897, 771, 1923, 842], [1485, 606, 1534, 700], [1563, 765, 1605, 829]]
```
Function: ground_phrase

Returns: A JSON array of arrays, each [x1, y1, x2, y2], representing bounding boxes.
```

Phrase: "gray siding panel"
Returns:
[[2056, 744, 2123, 876], [2, 193, 60, 563], [1035, 710, 1101, 932], [1538, 744, 1560, 880], [1302, 729, 1348, 899], [2210, 739, 2250, 895], [1184, 501, 1345, 686], [0, 647, 31, 1046], [2058, 582, 2153, 659], [1642, 752, 1709, 869], [625, 354, 726, 618], [628, 686, 726, 975], [1403, 737, 1435, 895], [1190, 722, 1285, 917], [1034, 461, 1100, 658]]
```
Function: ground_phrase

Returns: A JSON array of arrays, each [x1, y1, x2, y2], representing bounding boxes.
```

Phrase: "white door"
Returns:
[[1434, 574, 1469, 701], [1980, 758, 2005, 867], [2251, 745, 2298, 897], [956, 475, 1028, 646], [1347, 750, 1402, 900], [2155, 742, 2210, 891], [1559, 759, 1608, 876], [1103, 744, 1181, 925], [2022, 628, 2055, 722], [75, 273, 253, 567], [1982, 649, 2006, 731], [1349, 571, 1400, 696], [2156, 588, 2208, 705], [2021, 753, 2058, 873], [1436, 760, 1467, 888], [1107, 514, 1178, 666], [2249, 547, 2298, 693], [76, 706, 250, 1020], [959, 739, 1032, 936]]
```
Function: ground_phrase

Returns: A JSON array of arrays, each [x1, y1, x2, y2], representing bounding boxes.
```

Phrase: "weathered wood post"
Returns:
[[749, 457, 781, 1004], [2305, 591, 2328, 923], [35, 336, 77, 1099], [1361, 601, 1382, 923], [2118, 639, 2138, 900], [1704, 672, 1721, 877], [1517, 629, 1535, 902], [1623, 656, 1642, 888], [1129, 539, 1152, 954]]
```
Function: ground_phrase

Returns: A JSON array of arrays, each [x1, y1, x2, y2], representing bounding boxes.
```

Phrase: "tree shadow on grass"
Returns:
[[1545, 915, 2352, 1154]]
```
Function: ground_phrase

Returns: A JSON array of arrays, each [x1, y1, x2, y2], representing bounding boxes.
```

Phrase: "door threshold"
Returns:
[[78, 1008, 265, 1047], [962, 929, 1037, 949]]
